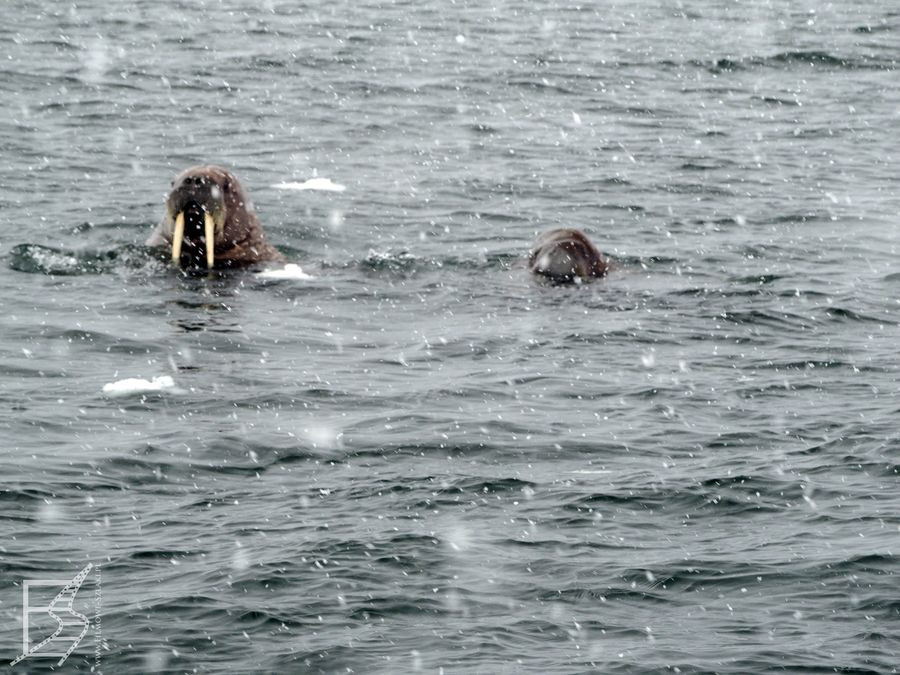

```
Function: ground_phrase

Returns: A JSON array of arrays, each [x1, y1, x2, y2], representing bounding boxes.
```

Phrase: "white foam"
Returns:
[[102, 375, 175, 396], [255, 263, 315, 280], [272, 177, 346, 192]]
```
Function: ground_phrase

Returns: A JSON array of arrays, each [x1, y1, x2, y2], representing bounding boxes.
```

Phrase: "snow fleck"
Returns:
[[38, 501, 62, 523], [81, 37, 109, 85], [143, 652, 170, 671], [232, 544, 250, 571], [304, 424, 342, 450], [445, 525, 472, 552]]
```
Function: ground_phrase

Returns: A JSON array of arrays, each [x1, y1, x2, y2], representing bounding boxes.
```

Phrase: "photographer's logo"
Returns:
[[11, 563, 99, 667]]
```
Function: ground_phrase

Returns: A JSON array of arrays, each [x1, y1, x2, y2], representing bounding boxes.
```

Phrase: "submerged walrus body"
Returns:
[[528, 228, 608, 283], [146, 165, 283, 270]]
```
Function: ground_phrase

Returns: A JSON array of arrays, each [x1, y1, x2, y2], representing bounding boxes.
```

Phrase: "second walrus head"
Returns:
[[146, 165, 284, 270], [528, 228, 608, 283]]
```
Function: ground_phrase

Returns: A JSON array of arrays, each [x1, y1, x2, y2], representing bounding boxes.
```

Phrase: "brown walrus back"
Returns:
[[528, 228, 608, 282]]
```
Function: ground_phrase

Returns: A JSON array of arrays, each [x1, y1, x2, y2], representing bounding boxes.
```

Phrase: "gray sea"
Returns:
[[2, 1, 899, 673]]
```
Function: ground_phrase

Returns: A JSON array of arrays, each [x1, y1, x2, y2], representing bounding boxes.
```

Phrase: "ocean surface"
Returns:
[[2, 1, 899, 673]]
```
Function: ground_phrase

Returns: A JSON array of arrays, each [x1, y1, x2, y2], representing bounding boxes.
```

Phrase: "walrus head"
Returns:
[[528, 228, 608, 283], [155, 165, 282, 270]]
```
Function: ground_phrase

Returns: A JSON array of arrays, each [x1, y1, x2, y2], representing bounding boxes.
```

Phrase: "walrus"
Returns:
[[146, 165, 284, 269], [528, 228, 608, 283]]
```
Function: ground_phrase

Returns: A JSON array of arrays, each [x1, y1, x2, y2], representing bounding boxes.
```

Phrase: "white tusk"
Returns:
[[204, 212, 215, 269], [172, 212, 184, 264]]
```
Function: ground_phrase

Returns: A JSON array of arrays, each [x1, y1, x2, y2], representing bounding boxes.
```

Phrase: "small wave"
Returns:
[[348, 596, 444, 620], [679, 161, 728, 171], [853, 22, 894, 34], [730, 273, 786, 285], [344, 249, 518, 278], [771, 50, 853, 67], [710, 57, 743, 72], [444, 477, 538, 495], [757, 358, 851, 371], [821, 306, 883, 323], [247, 56, 288, 69], [753, 95, 801, 107], [130, 549, 200, 561], [10, 243, 110, 275], [716, 309, 812, 331], [698, 51, 896, 73], [9, 243, 161, 275], [657, 181, 735, 197], [563, 478, 791, 516], [505, 77, 576, 95], [361, 248, 421, 273], [465, 122, 499, 135]]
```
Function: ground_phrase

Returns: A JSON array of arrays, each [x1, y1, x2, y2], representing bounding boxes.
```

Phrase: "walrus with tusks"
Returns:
[[146, 165, 284, 269], [528, 228, 608, 283]]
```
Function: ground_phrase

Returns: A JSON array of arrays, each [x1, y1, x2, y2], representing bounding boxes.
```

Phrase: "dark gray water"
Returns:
[[2, 1, 900, 673]]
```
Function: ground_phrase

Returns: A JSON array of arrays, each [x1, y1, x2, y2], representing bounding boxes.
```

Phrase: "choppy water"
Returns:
[[2, 1, 900, 673]]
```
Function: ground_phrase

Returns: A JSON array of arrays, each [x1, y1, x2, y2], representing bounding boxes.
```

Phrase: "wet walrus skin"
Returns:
[[146, 165, 284, 269], [528, 228, 608, 283]]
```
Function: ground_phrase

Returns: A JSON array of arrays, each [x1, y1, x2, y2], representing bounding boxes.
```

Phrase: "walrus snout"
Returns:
[[528, 228, 608, 283], [168, 204, 218, 271], [164, 170, 231, 269], [167, 200, 212, 268]]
